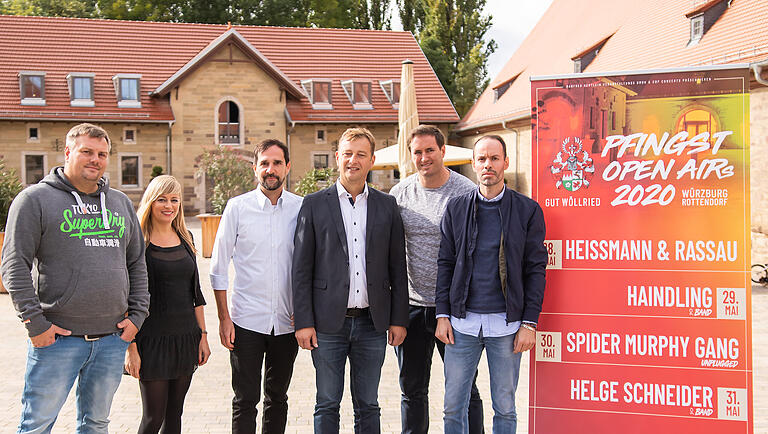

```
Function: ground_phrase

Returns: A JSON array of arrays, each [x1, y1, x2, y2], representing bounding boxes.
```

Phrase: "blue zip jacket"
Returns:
[[436, 187, 547, 324]]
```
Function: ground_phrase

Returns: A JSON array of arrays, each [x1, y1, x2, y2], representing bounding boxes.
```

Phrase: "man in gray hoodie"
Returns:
[[2, 123, 149, 434]]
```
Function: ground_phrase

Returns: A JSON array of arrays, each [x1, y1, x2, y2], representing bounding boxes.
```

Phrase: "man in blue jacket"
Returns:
[[435, 135, 547, 434]]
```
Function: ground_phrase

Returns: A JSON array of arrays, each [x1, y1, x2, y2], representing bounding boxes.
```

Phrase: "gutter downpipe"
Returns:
[[167, 120, 175, 175], [501, 120, 520, 191], [284, 106, 296, 188], [752, 58, 768, 87]]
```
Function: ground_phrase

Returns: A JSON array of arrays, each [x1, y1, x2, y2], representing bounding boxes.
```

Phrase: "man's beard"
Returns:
[[260, 174, 283, 191]]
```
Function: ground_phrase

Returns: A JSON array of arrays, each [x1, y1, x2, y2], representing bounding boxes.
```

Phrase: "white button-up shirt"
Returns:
[[210, 187, 302, 335], [336, 180, 369, 308]]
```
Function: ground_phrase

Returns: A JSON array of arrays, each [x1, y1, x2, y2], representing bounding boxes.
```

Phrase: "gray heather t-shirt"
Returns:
[[389, 171, 477, 306]]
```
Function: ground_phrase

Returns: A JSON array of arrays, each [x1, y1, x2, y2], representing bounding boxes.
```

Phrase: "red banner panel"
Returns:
[[530, 66, 752, 433]]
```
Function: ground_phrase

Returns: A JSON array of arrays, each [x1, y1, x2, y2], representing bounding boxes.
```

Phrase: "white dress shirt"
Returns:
[[210, 187, 302, 336], [441, 188, 522, 338], [336, 180, 369, 308]]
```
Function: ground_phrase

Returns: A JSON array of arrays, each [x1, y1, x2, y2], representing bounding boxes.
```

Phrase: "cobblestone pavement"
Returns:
[[0, 220, 764, 433]]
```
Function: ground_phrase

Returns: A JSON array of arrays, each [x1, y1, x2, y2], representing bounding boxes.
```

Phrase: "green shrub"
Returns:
[[295, 167, 338, 197], [150, 166, 163, 179], [197, 147, 256, 214], [0, 160, 23, 231]]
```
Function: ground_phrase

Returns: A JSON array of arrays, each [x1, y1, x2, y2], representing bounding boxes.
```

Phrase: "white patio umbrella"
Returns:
[[373, 59, 472, 172], [397, 59, 418, 177], [372, 144, 473, 170]]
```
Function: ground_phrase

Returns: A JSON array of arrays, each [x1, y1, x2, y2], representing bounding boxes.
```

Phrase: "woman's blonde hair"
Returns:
[[137, 175, 195, 253]]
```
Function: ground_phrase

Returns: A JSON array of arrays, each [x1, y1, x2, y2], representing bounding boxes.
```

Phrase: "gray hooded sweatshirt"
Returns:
[[1, 167, 149, 337]]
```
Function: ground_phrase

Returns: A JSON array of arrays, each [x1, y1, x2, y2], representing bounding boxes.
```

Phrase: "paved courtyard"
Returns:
[[0, 220, 765, 433]]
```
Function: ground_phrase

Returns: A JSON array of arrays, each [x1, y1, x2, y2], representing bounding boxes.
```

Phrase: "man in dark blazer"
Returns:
[[293, 127, 408, 434]]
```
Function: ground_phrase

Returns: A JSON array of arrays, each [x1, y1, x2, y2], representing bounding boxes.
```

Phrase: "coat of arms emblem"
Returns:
[[550, 137, 595, 191]]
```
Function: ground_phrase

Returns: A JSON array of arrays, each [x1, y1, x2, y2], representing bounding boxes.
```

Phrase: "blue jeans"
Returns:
[[18, 333, 130, 434], [443, 329, 522, 434], [311, 314, 386, 433], [395, 305, 484, 434]]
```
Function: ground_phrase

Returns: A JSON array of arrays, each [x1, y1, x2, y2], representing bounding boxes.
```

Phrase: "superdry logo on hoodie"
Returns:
[[59, 205, 127, 247]]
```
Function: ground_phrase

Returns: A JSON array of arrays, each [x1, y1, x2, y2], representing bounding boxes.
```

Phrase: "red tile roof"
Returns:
[[0, 15, 458, 123], [457, 0, 768, 133]]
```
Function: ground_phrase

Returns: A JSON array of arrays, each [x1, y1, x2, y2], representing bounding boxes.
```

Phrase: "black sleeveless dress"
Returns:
[[135, 241, 206, 381]]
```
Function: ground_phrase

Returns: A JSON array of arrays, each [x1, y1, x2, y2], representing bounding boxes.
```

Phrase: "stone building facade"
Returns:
[[0, 16, 459, 213]]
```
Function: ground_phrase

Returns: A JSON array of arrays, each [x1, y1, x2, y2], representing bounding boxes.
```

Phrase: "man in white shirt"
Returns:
[[210, 139, 302, 434]]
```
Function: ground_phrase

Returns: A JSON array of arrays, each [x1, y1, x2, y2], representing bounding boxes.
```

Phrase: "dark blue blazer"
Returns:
[[436, 187, 547, 324], [292, 183, 408, 333]]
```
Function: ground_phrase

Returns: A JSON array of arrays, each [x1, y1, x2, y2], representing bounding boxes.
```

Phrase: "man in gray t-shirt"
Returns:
[[390, 125, 484, 434]]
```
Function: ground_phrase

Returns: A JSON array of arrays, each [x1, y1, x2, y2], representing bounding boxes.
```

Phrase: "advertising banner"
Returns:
[[529, 66, 752, 433]]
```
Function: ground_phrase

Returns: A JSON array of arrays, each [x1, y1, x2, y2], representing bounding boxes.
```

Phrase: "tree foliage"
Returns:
[[396, 0, 424, 34], [1, 0, 97, 16], [308, 0, 390, 29], [1, 0, 390, 28], [398, 0, 496, 116]]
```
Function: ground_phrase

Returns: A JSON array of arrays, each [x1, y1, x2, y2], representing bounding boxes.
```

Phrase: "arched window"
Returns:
[[218, 100, 240, 144]]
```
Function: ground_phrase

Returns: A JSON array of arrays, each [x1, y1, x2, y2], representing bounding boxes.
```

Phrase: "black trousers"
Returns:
[[394, 305, 485, 434], [230, 324, 299, 434]]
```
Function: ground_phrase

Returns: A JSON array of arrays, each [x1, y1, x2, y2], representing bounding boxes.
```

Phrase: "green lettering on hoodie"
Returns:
[[60, 208, 126, 238]]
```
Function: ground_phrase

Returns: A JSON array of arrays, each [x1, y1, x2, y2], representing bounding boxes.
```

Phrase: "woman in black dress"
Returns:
[[125, 175, 211, 434]]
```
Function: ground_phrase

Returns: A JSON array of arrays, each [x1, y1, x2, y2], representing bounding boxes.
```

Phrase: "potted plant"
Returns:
[[295, 167, 338, 196], [196, 147, 256, 257], [294, 167, 380, 197], [0, 159, 24, 293]]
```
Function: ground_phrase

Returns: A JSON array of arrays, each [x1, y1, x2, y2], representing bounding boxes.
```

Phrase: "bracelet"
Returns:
[[201, 330, 208, 334], [521, 324, 536, 332]]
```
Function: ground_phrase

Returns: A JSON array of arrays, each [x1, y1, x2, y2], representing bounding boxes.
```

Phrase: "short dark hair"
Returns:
[[254, 139, 289, 164], [408, 124, 445, 149], [473, 135, 507, 159]]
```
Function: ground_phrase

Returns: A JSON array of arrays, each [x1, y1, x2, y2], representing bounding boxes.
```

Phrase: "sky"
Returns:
[[390, 0, 554, 79], [484, 0, 554, 78]]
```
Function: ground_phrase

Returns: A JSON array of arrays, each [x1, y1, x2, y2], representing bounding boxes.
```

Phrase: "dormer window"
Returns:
[[685, 0, 729, 46], [113, 74, 141, 108], [301, 79, 332, 109], [379, 79, 400, 108], [691, 15, 704, 44], [573, 59, 583, 74], [341, 80, 372, 109], [572, 35, 611, 73], [492, 73, 519, 102], [494, 82, 511, 101], [19, 72, 45, 106], [67, 73, 95, 107]]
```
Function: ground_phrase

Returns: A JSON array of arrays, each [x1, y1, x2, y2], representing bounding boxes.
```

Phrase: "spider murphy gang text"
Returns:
[[600, 130, 734, 207]]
